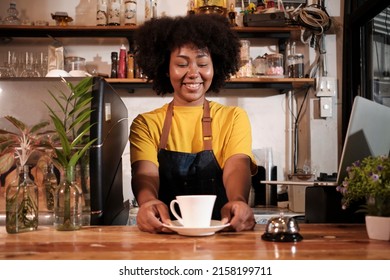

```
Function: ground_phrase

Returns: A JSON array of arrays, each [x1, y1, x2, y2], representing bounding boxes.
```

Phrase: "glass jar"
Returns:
[[253, 55, 267, 76], [240, 40, 251, 63], [6, 165, 39, 234], [266, 53, 284, 76], [287, 53, 304, 78], [237, 40, 252, 78], [64, 56, 86, 72], [3, 1, 21, 25], [54, 166, 82, 231]]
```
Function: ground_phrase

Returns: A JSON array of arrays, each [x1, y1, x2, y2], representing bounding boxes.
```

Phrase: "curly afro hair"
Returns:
[[133, 13, 241, 95]]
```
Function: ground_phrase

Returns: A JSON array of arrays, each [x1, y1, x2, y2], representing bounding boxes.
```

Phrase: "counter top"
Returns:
[[1, 224, 388, 260]]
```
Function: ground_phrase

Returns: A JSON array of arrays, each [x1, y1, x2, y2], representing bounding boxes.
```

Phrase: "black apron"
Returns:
[[157, 100, 228, 220]]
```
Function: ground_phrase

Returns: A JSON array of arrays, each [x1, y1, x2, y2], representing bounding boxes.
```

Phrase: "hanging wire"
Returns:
[[289, 3, 332, 81], [287, 87, 310, 174]]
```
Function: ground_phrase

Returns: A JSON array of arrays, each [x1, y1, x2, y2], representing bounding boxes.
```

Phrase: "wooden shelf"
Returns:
[[0, 25, 310, 92], [0, 25, 138, 38], [107, 77, 316, 92], [0, 25, 300, 40]]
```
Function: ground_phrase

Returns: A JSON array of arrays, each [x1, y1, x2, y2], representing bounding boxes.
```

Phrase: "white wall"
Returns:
[[0, 0, 341, 205]]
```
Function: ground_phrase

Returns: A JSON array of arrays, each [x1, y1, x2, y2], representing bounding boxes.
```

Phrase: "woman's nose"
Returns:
[[187, 65, 199, 78]]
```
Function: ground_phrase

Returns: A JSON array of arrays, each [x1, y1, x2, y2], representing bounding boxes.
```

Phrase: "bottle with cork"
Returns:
[[108, 0, 121, 26], [124, 0, 137, 26], [96, 0, 108, 26]]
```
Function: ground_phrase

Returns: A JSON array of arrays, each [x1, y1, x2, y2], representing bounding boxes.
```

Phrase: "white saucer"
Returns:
[[163, 220, 229, 237]]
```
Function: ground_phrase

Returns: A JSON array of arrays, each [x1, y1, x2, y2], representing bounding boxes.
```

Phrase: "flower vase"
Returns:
[[365, 194, 390, 240], [54, 167, 82, 231], [5, 165, 39, 234], [365, 215, 390, 241]]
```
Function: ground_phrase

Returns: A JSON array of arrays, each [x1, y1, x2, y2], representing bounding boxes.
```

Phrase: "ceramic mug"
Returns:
[[170, 195, 216, 228]]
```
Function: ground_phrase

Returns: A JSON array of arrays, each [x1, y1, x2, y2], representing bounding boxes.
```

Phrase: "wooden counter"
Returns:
[[1, 224, 388, 260]]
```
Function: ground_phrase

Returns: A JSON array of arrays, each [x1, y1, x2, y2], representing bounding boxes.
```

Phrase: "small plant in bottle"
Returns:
[[44, 77, 96, 231], [0, 116, 53, 233]]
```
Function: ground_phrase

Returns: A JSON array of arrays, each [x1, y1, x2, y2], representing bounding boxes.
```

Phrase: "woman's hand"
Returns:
[[220, 201, 255, 231], [136, 199, 173, 233]]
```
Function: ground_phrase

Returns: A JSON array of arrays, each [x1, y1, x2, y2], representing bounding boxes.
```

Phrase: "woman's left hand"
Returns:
[[220, 201, 255, 231]]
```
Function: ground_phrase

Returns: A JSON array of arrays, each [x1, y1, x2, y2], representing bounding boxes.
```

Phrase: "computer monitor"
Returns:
[[338, 96, 390, 183]]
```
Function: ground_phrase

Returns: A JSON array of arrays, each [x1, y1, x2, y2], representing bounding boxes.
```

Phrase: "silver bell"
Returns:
[[261, 214, 303, 242]]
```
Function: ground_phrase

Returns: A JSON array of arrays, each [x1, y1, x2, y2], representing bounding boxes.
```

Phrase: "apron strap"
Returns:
[[202, 100, 212, 151], [159, 100, 212, 151], [159, 102, 174, 150]]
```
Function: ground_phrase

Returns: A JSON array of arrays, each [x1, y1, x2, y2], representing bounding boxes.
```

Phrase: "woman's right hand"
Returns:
[[136, 199, 173, 233]]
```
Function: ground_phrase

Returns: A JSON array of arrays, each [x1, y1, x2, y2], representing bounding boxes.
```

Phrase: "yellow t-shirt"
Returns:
[[130, 101, 257, 174]]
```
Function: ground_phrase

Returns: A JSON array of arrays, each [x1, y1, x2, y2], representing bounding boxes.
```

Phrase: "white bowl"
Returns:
[[69, 70, 91, 77], [46, 69, 71, 77]]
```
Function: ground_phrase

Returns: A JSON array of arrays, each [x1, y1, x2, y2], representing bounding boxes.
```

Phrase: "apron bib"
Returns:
[[157, 100, 228, 220]]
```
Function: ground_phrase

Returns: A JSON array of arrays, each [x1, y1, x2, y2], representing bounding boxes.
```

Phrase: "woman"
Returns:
[[130, 14, 258, 233]]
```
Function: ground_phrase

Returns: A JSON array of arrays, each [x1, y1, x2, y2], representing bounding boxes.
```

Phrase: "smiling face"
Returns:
[[169, 44, 214, 106]]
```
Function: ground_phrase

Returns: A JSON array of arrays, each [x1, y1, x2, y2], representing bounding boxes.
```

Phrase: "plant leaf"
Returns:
[[30, 121, 50, 134], [0, 152, 14, 174], [4, 115, 26, 133]]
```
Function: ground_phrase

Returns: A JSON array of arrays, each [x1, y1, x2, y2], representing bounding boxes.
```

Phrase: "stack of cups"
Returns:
[[237, 40, 252, 78]]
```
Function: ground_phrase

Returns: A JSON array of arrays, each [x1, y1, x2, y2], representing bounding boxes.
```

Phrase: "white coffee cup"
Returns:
[[170, 195, 216, 228]]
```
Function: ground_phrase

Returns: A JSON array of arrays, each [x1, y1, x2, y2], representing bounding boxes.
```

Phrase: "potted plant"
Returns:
[[336, 155, 390, 240], [0, 116, 53, 233], [45, 77, 96, 231]]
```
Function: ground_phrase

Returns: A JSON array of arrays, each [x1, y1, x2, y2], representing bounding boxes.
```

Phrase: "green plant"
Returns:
[[0, 118, 51, 233], [0, 116, 52, 171], [45, 77, 97, 181], [336, 155, 390, 217]]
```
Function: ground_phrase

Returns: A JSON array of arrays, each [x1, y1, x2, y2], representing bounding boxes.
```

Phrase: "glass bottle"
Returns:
[[108, 0, 121, 26], [54, 166, 82, 231], [145, 0, 152, 21], [118, 44, 127, 78], [110, 51, 118, 78], [6, 165, 39, 234], [96, 0, 108, 26], [3, 1, 21, 25], [43, 163, 57, 211], [124, 0, 137, 26], [127, 50, 135, 79], [187, 0, 195, 15], [228, 3, 237, 27]]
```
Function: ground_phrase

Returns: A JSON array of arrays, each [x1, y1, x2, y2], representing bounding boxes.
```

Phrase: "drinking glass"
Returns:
[[20, 52, 41, 77]]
